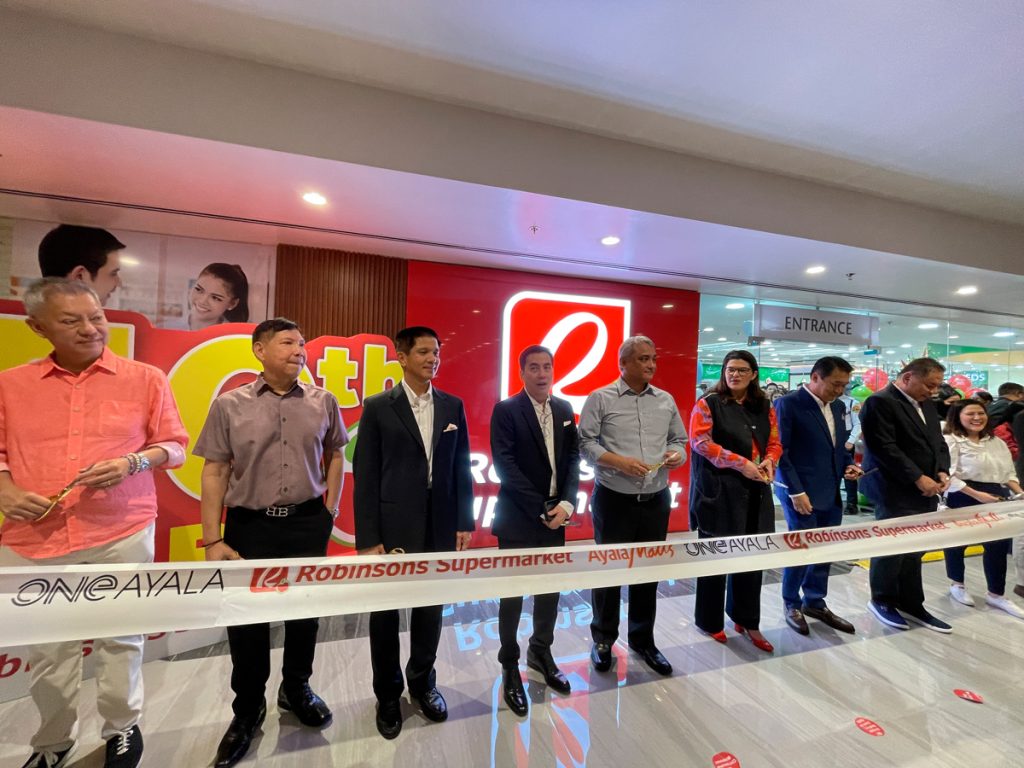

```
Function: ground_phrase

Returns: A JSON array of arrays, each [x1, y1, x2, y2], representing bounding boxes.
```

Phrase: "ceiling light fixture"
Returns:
[[805, 265, 826, 275], [948, 335, 959, 339], [302, 191, 327, 205], [955, 285, 978, 296], [994, 331, 1016, 338], [601, 235, 621, 246], [900, 344, 912, 348], [717, 337, 727, 341], [918, 322, 939, 330], [725, 302, 745, 310], [703, 327, 714, 332]]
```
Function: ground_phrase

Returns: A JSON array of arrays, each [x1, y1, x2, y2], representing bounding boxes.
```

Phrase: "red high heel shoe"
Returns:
[[697, 627, 728, 644], [734, 623, 774, 653]]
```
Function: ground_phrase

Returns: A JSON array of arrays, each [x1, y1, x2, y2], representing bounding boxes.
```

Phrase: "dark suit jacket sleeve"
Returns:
[[836, 400, 855, 469], [773, 394, 805, 496], [455, 399, 475, 533], [861, 395, 928, 486], [353, 397, 383, 549], [489, 402, 546, 509], [561, 405, 581, 506]]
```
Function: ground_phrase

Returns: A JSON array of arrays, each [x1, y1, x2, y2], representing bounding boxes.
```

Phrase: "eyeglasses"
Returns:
[[724, 367, 753, 375]]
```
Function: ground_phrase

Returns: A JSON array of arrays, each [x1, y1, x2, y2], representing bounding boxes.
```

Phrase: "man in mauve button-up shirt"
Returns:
[[0, 278, 187, 768], [194, 317, 348, 768], [577, 334, 687, 678]]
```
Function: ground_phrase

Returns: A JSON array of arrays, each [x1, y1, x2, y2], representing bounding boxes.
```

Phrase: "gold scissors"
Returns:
[[35, 480, 78, 522]]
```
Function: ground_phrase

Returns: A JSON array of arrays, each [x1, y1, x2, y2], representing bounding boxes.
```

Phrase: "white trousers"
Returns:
[[1015, 535, 1024, 587], [0, 523, 154, 751]]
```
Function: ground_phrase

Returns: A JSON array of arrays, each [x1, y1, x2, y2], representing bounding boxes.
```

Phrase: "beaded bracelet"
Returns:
[[123, 452, 153, 476]]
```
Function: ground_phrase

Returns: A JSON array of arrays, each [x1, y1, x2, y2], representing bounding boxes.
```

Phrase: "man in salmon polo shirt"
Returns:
[[0, 278, 188, 768]]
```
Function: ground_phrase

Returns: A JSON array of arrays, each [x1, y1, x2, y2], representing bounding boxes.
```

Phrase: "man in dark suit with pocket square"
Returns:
[[490, 345, 580, 716], [353, 326, 475, 739], [774, 356, 863, 635], [860, 357, 952, 634]]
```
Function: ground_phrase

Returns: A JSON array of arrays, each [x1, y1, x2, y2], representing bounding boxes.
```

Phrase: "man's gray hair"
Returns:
[[618, 335, 655, 366], [23, 277, 101, 317]]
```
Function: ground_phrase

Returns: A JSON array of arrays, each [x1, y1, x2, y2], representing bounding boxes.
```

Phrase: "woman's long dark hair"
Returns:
[[199, 263, 249, 322], [712, 349, 765, 405]]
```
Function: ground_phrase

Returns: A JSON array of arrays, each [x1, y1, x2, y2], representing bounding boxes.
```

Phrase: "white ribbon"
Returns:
[[2, 503, 1022, 645]]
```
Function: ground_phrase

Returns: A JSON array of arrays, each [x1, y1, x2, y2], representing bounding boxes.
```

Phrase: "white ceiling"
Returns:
[[5, 0, 1024, 223], [2, 106, 1023, 331]]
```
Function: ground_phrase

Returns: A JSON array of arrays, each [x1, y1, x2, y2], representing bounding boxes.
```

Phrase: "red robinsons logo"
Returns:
[[250, 566, 290, 593]]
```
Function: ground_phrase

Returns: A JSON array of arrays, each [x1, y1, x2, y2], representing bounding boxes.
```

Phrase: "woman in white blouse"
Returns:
[[942, 399, 1024, 618]]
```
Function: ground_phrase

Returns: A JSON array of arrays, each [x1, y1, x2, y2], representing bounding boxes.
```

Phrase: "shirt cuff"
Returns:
[[557, 500, 574, 516], [150, 441, 187, 469], [788, 492, 808, 501]]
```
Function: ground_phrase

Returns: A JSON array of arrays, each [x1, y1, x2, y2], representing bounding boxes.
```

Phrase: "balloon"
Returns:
[[948, 374, 972, 391], [966, 387, 984, 398], [862, 368, 889, 392], [954, 388, 965, 398], [850, 384, 873, 402]]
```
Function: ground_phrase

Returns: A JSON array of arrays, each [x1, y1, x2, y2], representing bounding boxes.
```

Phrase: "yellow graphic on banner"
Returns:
[[168, 521, 222, 562], [0, 314, 133, 370]]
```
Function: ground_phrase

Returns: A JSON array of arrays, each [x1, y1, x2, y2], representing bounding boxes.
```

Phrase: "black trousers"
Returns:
[[497, 537, 561, 667], [369, 496, 441, 703], [589, 485, 671, 648], [223, 501, 333, 718], [694, 488, 764, 633], [869, 499, 926, 611]]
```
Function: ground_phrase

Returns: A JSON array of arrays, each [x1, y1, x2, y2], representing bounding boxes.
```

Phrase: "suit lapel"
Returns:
[[889, 384, 929, 437], [518, 391, 547, 457], [431, 389, 448, 451], [800, 387, 833, 444], [552, 397, 566, 464], [389, 384, 426, 452]]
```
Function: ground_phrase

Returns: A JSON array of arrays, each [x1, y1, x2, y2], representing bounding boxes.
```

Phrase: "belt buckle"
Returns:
[[265, 505, 291, 517], [637, 492, 653, 502]]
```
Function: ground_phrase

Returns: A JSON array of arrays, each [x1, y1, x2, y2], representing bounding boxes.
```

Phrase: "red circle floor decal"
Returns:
[[954, 689, 984, 703], [712, 752, 740, 768], [855, 717, 885, 736]]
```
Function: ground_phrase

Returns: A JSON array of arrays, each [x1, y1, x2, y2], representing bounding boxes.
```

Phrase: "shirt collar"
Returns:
[[896, 385, 923, 408], [401, 377, 432, 403], [40, 347, 117, 378], [615, 378, 653, 397], [804, 387, 827, 410], [526, 390, 550, 408], [255, 374, 304, 397]]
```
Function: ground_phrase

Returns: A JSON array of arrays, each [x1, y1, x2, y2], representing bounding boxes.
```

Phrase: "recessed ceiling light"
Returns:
[[703, 327, 714, 332], [848, 346, 857, 351], [955, 285, 978, 296], [717, 337, 727, 341], [918, 322, 939, 330], [885, 350, 896, 355], [725, 302, 745, 310], [763, 341, 772, 346], [302, 191, 327, 205], [601, 235, 621, 246], [994, 331, 1016, 337], [805, 265, 826, 275], [808, 343, 817, 348], [900, 344, 912, 348], [1016, 341, 1024, 346], [948, 335, 959, 339], [662, 303, 675, 309]]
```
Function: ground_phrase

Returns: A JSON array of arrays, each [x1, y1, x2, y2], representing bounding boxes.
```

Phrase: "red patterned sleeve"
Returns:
[[763, 404, 783, 464], [689, 399, 748, 471]]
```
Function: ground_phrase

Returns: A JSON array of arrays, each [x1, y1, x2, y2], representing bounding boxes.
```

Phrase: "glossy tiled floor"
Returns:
[[2, 541, 1023, 767]]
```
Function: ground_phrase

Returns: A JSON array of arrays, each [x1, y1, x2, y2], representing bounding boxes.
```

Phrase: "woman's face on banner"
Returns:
[[190, 273, 239, 323]]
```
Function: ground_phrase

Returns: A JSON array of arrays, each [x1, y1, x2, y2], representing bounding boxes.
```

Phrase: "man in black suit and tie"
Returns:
[[860, 357, 952, 633], [490, 345, 581, 716], [353, 326, 475, 739]]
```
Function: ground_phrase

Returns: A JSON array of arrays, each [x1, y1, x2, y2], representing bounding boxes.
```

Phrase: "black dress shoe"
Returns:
[[785, 607, 810, 635], [502, 667, 529, 716], [628, 644, 672, 676], [277, 682, 333, 727], [803, 606, 856, 634], [214, 702, 266, 768], [590, 642, 612, 672], [375, 699, 402, 740], [414, 687, 448, 722], [526, 649, 571, 694]]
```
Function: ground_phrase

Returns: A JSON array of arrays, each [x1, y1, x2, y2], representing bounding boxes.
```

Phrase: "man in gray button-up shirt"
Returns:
[[578, 335, 687, 677]]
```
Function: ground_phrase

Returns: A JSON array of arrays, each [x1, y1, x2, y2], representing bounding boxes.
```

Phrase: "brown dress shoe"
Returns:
[[785, 607, 809, 635], [803, 606, 856, 634]]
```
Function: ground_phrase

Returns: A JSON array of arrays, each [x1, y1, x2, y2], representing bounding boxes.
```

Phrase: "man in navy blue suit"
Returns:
[[490, 345, 580, 716], [775, 356, 863, 635]]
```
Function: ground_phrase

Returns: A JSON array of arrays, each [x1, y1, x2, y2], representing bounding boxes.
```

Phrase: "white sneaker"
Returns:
[[949, 584, 975, 606], [986, 595, 1024, 619]]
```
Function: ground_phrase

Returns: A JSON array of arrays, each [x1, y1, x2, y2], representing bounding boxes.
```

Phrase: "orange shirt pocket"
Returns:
[[98, 400, 146, 437]]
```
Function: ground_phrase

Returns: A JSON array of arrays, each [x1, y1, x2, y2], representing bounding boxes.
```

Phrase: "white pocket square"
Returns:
[[443, 423, 458, 432], [562, 420, 572, 427]]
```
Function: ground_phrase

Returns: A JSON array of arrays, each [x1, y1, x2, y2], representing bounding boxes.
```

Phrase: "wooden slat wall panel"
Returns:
[[274, 245, 407, 340]]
